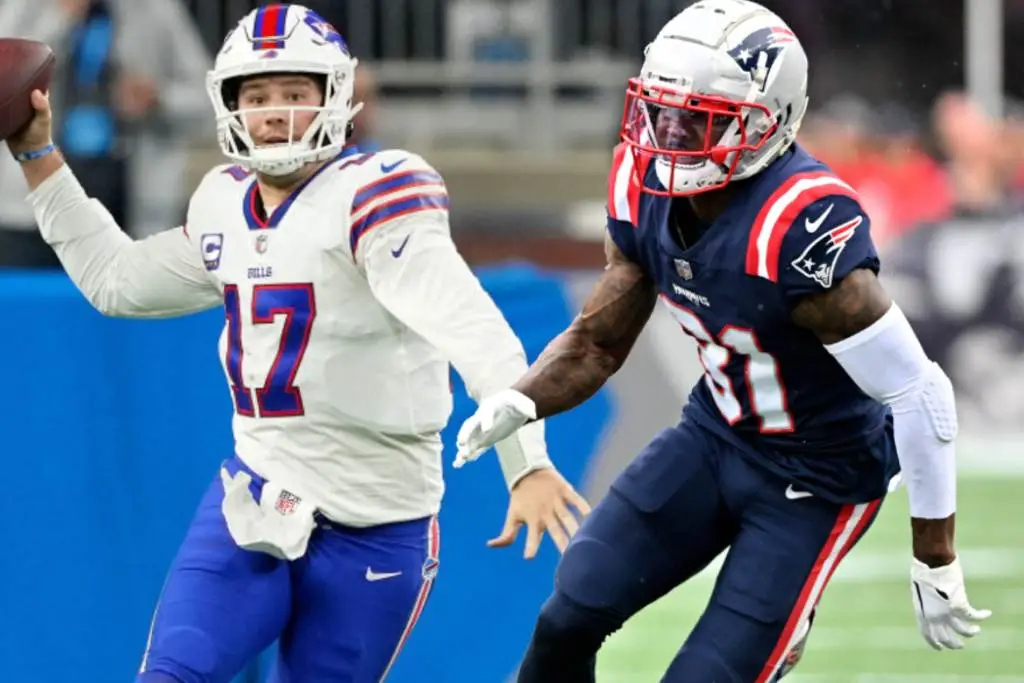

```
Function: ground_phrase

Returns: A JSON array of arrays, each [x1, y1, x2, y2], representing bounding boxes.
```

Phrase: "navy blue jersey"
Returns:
[[606, 143, 899, 503]]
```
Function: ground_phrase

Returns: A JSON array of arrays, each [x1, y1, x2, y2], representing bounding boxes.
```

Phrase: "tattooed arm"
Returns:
[[512, 234, 658, 419], [790, 268, 891, 343], [792, 269, 955, 566]]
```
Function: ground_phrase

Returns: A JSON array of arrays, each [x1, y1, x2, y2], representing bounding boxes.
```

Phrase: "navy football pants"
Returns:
[[136, 457, 440, 683], [517, 419, 882, 683]]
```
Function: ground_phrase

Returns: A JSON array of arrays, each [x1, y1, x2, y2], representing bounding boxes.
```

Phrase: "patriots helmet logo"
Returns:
[[727, 26, 796, 91], [791, 216, 863, 288]]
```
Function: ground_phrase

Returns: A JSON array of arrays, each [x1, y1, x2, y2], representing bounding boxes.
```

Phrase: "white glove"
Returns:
[[455, 388, 537, 468], [911, 555, 992, 650]]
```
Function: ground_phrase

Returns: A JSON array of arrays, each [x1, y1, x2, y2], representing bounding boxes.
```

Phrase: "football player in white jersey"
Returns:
[[6, 4, 589, 682]]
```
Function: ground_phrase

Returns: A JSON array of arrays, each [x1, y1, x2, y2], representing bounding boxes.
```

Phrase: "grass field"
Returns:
[[596, 475, 1024, 682]]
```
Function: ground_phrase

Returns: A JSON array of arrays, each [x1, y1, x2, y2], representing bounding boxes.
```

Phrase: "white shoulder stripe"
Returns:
[[753, 176, 854, 280], [612, 150, 636, 220]]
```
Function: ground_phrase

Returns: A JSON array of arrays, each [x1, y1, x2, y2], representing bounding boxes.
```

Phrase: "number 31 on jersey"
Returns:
[[666, 299, 794, 433]]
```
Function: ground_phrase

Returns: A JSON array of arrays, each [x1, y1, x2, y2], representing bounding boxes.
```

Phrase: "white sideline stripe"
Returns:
[[829, 547, 1024, 583], [606, 626, 1023, 659], [955, 434, 1024, 474], [807, 626, 1024, 652]]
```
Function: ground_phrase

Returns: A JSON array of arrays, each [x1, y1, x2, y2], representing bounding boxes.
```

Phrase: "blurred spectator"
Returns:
[[862, 103, 951, 243], [297, 0, 384, 151], [351, 65, 383, 152], [999, 98, 1024, 197], [931, 91, 1012, 217], [801, 94, 951, 247], [800, 94, 875, 172], [0, 0, 210, 268]]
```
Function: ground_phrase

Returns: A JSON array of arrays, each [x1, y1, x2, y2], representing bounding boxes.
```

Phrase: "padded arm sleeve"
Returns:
[[825, 304, 957, 518], [27, 164, 222, 318]]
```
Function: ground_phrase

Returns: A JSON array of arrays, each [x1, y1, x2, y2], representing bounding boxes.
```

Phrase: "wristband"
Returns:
[[13, 143, 57, 163]]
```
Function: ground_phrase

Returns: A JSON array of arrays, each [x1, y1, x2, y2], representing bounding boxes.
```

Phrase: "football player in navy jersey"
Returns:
[[454, 1, 991, 681]]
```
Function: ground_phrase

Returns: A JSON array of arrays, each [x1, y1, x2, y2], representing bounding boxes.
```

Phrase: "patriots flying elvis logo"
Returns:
[[727, 26, 795, 91], [791, 216, 863, 288]]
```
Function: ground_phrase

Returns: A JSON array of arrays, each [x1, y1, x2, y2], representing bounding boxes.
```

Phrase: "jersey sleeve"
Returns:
[[743, 174, 879, 307], [27, 164, 222, 318], [607, 216, 642, 264], [347, 152, 449, 264], [362, 217, 555, 485], [361, 210, 530, 402], [605, 142, 644, 263]]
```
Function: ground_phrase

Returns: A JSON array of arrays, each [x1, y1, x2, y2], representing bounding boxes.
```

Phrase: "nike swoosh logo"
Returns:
[[785, 485, 814, 500], [805, 203, 834, 233], [391, 235, 411, 258], [380, 158, 407, 173], [366, 567, 403, 582]]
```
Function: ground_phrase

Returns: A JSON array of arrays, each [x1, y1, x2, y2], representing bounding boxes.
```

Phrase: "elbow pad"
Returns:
[[825, 304, 957, 518]]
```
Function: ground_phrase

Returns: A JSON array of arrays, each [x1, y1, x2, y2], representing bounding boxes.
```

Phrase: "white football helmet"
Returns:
[[207, 4, 363, 176], [620, 0, 809, 196]]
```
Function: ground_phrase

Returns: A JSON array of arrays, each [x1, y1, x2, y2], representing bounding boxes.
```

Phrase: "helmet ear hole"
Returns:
[[314, 74, 328, 105], [222, 77, 242, 111]]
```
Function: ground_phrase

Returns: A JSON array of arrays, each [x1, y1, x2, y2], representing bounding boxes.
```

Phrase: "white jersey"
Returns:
[[28, 148, 550, 526]]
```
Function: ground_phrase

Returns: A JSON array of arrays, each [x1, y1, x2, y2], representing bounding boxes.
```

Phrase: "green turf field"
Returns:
[[595, 475, 1024, 682]]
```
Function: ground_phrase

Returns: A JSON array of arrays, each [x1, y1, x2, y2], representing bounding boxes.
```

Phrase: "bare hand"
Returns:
[[115, 74, 159, 119], [489, 467, 591, 559], [8, 90, 54, 156]]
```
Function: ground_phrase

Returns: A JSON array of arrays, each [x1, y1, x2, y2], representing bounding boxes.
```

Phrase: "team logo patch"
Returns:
[[790, 216, 863, 288], [200, 233, 224, 271], [674, 258, 693, 280], [422, 556, 439, 581], [274, 489, 302, 515], [303, 9, 349, 53], [727, 26, 795, 91]]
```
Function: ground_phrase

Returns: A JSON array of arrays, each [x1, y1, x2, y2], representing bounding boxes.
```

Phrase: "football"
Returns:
[[0, 38, 55, 141]]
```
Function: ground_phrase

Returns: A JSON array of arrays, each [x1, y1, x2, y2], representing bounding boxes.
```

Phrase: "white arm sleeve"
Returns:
[[364, 213, 553, 487], [825, 304, 957, 518], [27, 165, 222, 318]]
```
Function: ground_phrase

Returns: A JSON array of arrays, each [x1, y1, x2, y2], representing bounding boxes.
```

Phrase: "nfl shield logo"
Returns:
[[274, 490, 301, 515], [674, 259, 693, 280], [255, 233, 269, 254]]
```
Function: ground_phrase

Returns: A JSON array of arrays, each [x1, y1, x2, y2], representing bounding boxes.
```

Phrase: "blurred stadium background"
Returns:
[[1, 0, 1022, 681]]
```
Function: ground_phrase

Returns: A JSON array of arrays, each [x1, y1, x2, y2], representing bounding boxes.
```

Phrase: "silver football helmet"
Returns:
[[619, 0, 809, 196]]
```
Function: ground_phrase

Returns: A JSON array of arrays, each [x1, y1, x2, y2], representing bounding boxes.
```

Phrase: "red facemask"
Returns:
[[619, 77, 777, 197]]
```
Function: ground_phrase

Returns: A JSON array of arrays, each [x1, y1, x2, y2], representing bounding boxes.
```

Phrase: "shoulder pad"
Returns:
[[744, 171, 858, 282], [347, 148, 435, 179], [607, 143, 649, 227], [348, 149, 448, 256]]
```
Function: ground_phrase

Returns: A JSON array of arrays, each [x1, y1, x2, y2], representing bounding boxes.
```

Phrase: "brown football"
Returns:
[[0, 38, 55, 141]]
